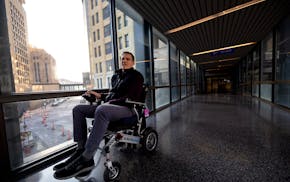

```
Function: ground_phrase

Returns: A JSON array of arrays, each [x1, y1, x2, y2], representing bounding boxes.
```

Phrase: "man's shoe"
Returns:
[[53, 156, 94, 180], [53, 149, 84, 171]]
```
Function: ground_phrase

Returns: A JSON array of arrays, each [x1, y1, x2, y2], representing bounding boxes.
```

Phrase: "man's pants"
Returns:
[[72, 103, 135, 157]]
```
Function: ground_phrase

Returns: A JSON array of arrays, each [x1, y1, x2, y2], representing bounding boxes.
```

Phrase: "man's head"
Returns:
[[121, 51, 135, 70]]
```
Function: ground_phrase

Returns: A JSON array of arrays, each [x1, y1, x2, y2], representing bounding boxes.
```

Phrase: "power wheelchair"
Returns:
[[78, 85, 158, 181]]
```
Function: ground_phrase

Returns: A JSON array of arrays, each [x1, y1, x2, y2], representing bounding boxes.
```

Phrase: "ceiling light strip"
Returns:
[[165, 0, 266, 34], [198, 57, 240, 65], [192, 42, 256, 56]]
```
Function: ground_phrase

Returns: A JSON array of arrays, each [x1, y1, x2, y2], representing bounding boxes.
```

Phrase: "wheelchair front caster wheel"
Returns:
[[141, 127, 158, 153], [103, 161, 121, 182]]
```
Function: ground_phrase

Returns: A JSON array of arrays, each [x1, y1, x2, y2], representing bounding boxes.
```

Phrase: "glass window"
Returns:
[[115, 0, 153, 110], [103, 6, 110, 20], [252, 47, 260, 97], [106, 59, 113, 72], [153, 28, 169, 107], [98, 46, 102, 57], [95, 12, 99, 23], [1, 1, 96, 169], [105, 42, 112, 54], [97, 29, 100, 40], [3, 1, 90, 94], [3, 96, 84, 169], [191, 61, 196, 94], [94, 47, 97, 57], [275, 15, 290, 108], [91, 0, 94, 9], [92, 15, 95, 26], [262, 33, 273, 81], [186, 56, 191, 96], [86, 0, 113, 90], [246, 55, 252, 95], [93, 31, 96, 42], [118, 37, 123, 49], [153, 28, 169, 86], [261, 32, 273, 101], [124, 15, 128, 27], [104, 24, 111, 37], [95, 63, 98, 73], [117, 16, 121, 29], [170, 43, 180, 102], [155, 88, 170, 108], [100, 78, 103, 88], [99, 62, 102, 73], [180, 52, 186, 98], [170, 43, 179, 86], [124, 34, 129, 48]]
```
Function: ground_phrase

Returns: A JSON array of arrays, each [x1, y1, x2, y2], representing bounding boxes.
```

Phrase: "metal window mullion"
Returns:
[[110, 0, 119, 71], [168, 40, 172, 103], [148, 25, 156, 111], [272, 29, 276, 103]]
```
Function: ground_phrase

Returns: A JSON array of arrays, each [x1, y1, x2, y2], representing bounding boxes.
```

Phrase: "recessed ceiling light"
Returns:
[[192, 42, 256, 56], [165, 0, 266, 34], [198, 57, 240, 65]]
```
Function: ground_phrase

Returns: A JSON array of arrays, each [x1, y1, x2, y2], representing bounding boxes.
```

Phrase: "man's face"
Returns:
[[121, 53, 134, 69]]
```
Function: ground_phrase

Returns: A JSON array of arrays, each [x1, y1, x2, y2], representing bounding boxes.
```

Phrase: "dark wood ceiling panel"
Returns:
[[124, 0, 290, 71]]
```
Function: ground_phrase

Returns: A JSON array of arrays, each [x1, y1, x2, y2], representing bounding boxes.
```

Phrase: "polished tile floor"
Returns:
[[18, 95, 290, 182]]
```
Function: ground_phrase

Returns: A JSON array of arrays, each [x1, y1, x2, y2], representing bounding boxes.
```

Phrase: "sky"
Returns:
[[23, 0, 90, 82]]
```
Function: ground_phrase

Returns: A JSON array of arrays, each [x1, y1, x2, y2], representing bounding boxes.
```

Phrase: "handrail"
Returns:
[[0, 84, 195, 104], [0, 89, 109, 104]]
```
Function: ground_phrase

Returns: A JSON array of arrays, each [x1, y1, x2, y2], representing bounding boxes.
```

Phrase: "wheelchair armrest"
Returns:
[[125, 99, 146, 106]]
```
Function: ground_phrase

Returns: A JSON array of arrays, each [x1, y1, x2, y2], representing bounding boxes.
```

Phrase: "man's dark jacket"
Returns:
[[101, 68, 144, 107]]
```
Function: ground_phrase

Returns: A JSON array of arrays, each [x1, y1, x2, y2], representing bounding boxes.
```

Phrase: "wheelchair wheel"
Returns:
[[141, 127, 158, 153], [103, 161, 121, 182]]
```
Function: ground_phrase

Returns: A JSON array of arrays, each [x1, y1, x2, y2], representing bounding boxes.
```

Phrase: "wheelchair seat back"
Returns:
[[107, 84, 148, 132]]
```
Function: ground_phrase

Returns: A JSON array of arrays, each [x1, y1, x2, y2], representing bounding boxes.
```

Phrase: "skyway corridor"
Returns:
[[18, 94, 290, 182]]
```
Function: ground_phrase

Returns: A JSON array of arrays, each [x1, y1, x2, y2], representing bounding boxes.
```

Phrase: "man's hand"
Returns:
[[85, 90, 101, 99]]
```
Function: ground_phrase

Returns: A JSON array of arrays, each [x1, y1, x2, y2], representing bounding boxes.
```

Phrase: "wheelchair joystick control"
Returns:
[[144, 108, 150, 117]]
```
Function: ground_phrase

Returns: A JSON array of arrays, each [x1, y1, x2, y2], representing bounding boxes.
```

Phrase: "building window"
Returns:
[[118, 37, 123, 49], [98, 46, 101, 56], [96, 78, 99, 88], [103, 6, 110, 20], [99, 62, 102, 73], [95, 0, 98, 6], [96, 12, 99, 23], [261, 32, 273, 101], [34, 62, 41, 82], [97, 29, 100, 40], [100, 78, 103, 88], [45, 63, 49, 83], [106, 59, 113, 72], [107, 77, 111, 88], [125, 34, 129, 48], [275, 15, 290, 108], [117, 16, 121, 29], [105, 42, 112, 54], [92, 15, 95, 26], [93, 31, 96, 42], [91, 0, 94, 9], [95, 63, 98, 73], [124, 15, 128, 27], [104, 24, 111, 37], [94, 47, 97, 57]]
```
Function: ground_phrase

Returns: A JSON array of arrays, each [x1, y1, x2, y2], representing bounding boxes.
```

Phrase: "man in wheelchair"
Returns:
[[53, 52, 158, 181]]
